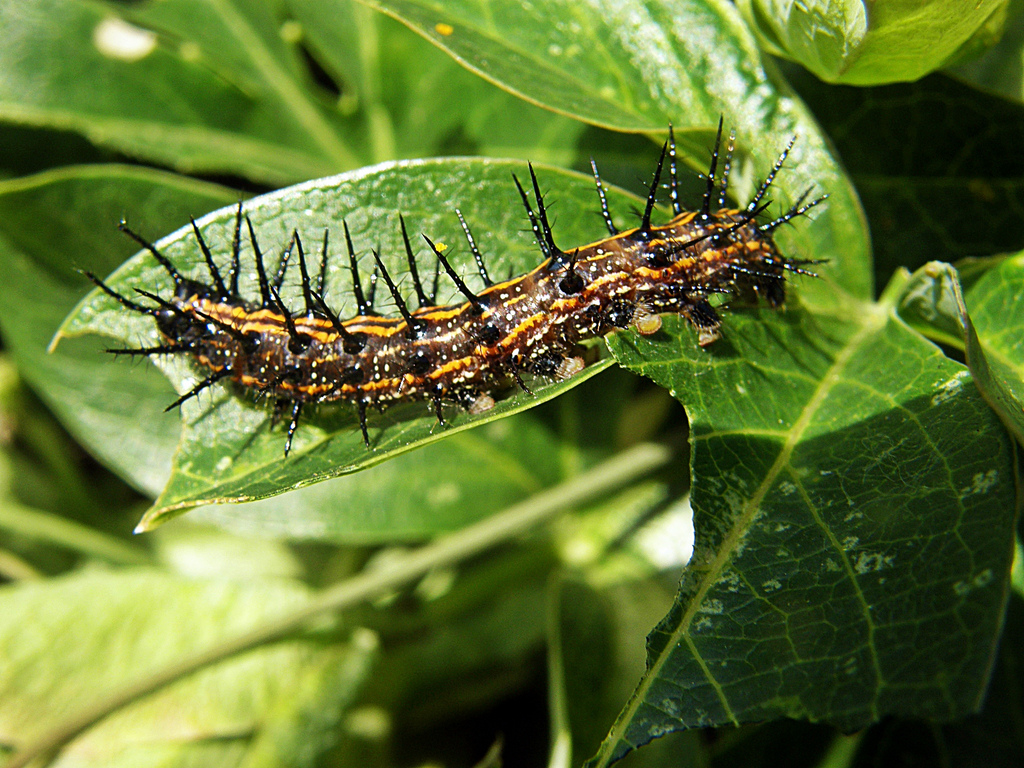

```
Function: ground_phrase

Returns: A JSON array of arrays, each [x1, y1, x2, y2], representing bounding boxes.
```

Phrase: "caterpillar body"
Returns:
[[88, 121, 824, 454]]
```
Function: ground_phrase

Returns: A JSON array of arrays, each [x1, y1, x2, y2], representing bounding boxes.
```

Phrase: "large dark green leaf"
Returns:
[[589, 273, 1016, 763], [365, 0, 872, 301]]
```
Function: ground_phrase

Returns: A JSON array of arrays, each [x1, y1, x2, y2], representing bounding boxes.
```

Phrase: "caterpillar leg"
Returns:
[[684, 300, 722, 347]]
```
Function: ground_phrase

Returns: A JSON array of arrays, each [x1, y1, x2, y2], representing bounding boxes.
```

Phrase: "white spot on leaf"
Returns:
[[954, 569, 994, 595], [931, 370, 969, 406], [698, 599, 724, 614], [960, 469, 998, 497], [94, 17, 156, 61], [854, 551, 894, 574]]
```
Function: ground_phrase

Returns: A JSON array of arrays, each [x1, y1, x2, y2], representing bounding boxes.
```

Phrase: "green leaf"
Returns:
[[738, 0, 1008, 85], [365, 0, 872, 300], [58, 158, 648, 524], [0, 0, 359, 183], [0, 163, 637, 540], [961, 251, 1024, 444], [590, 275, 1016, 763], [0, 569, 377, 766], [893, 257, 1024, 447], [187, 367, 642, 540], [0, 164, 239, 495]]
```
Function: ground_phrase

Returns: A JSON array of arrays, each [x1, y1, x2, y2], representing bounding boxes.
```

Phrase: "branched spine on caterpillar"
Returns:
[[88, 120, 826, 455]]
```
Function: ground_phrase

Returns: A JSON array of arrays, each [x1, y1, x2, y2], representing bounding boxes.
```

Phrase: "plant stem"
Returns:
[[4, 442, 672, 768], [0, 501, 150, 565]]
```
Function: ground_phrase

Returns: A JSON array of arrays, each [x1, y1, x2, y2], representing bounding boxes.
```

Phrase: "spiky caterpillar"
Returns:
[[88, 121, 824, 454]]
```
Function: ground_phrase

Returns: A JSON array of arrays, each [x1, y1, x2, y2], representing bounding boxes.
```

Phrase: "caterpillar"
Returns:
[[87, 121, 824, 455]]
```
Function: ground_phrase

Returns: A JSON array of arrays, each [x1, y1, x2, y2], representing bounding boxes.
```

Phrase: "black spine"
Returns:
[[309, 289, 366, 354], [456, 209, 493, 286], [356, 401, 370, 448], [432, 391, 445, 426], [106, 343, 189, 357], [365, 261, 379, 312], [640, 142, 668, 232], [372, 249, 425, 338], [190, 306, 254, 347], [747, 136, 796, 212], [283, 401, 303, 456], [590, 158, 618, 234], [118, 222, 182, 286], [294, 231, 317, 315], [422, 235, 486, 312], [668, 124, 681, 216], [507, 351, 533, 395], [512, 173, 551, 261], [229, 202, 243, 296], [85, 271, 158, 316], [760, 191, 828, 232], [164, 369, 231, 411], [268, 282, 309, 354], [528, 163, 564, 265], [190, 218, 228, 296], [317, 229, 330, 296], [400, 214, 431, 308], [701, 117, 724, 220], [717, 128, 736, 209], [246, 216, 272, 307], [272, 231, 295, 291], [343, 221, 371, 315], [134, 288, 195, 324]]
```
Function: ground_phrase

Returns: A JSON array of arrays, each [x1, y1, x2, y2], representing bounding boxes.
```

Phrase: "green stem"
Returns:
[[0, 547, 43, 580], [546, 575, 572, 768], [0, 501, 151, 566], [4, 442, 672, 768]]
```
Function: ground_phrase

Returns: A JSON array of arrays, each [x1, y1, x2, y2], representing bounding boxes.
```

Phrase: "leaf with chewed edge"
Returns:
[[589, 271, 1015, 763]]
